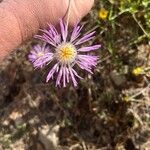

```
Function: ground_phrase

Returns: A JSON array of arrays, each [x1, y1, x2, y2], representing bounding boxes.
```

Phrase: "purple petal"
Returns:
[[28, 54, 36, 62], [75, 31, 95, 45], [28, 44, 53, 68], [56, 66, 63, 87], [33, 53, 53, 68], [77, 45, 101, 52], [71, 68, 83, 79], [76, 55, 98, 73], [59, 19, 67, 42], [71, 23, 84, 42], [42, 25, 61, 44], [77, 60, 93, 73], [35, 24, 61, 46], [66, 67, 69, 83], [48, 24, 59, 37], [63, 66, 67, 87], [46, 63, 59, 82], [68, 66, 77, 87], [33, 45, 42, 53], [35, 35, 57, 47]]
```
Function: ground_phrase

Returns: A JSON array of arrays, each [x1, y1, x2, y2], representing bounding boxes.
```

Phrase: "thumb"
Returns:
[[0, 0, 94, 61], [41, 0, 94, 26], [64, 0, 94, 25]]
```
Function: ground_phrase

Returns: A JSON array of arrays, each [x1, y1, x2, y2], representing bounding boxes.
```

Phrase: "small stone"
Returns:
[[110, 70, 126, 87], [9, 111, 23, 126], [38, 125, 60, 150], [3, 120, 9, 126]]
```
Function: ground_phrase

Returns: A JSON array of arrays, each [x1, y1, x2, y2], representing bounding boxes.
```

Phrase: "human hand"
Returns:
[[0, 0, 94, 60]]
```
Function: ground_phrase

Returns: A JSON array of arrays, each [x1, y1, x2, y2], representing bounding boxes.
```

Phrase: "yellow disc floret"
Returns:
[[56, 43, 77, 64], [132, 67, 143, 76], [37, 52, 44, 57], [98, 8, 108, 20]]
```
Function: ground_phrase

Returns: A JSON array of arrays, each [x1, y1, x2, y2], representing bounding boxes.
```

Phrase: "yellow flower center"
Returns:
[[56, 43, 77, 64], [37, 52, 44, 57], [98, 8, 108, 20], [132, 67, 143, 76]]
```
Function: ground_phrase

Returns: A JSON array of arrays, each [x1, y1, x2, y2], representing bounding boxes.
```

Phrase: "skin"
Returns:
[[0, 0, 94, 61]]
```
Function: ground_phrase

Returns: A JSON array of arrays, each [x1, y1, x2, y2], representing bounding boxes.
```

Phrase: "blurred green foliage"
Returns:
[[97, 0, 150, 54]]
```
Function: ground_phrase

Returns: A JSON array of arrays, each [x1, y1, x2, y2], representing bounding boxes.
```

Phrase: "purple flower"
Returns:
[[28, 44, 53, 68], [29, 19, 101, 87]]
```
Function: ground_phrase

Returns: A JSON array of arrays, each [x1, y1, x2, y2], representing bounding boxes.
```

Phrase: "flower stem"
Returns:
[[132, 14, 150, 38]]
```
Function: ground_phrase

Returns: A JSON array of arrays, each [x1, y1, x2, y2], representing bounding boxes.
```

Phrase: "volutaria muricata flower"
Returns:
[[28, 19, 101, 87]]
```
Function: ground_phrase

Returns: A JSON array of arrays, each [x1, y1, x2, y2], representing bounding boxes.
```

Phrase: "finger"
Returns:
[[66, 0, 94, 25]]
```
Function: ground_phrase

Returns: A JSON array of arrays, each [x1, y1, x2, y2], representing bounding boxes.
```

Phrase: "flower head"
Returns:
[[29, 19, 101, 87], [132, 67, 143, 76], [28, 44, 53, 68], [98, 8, 108, 20]]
